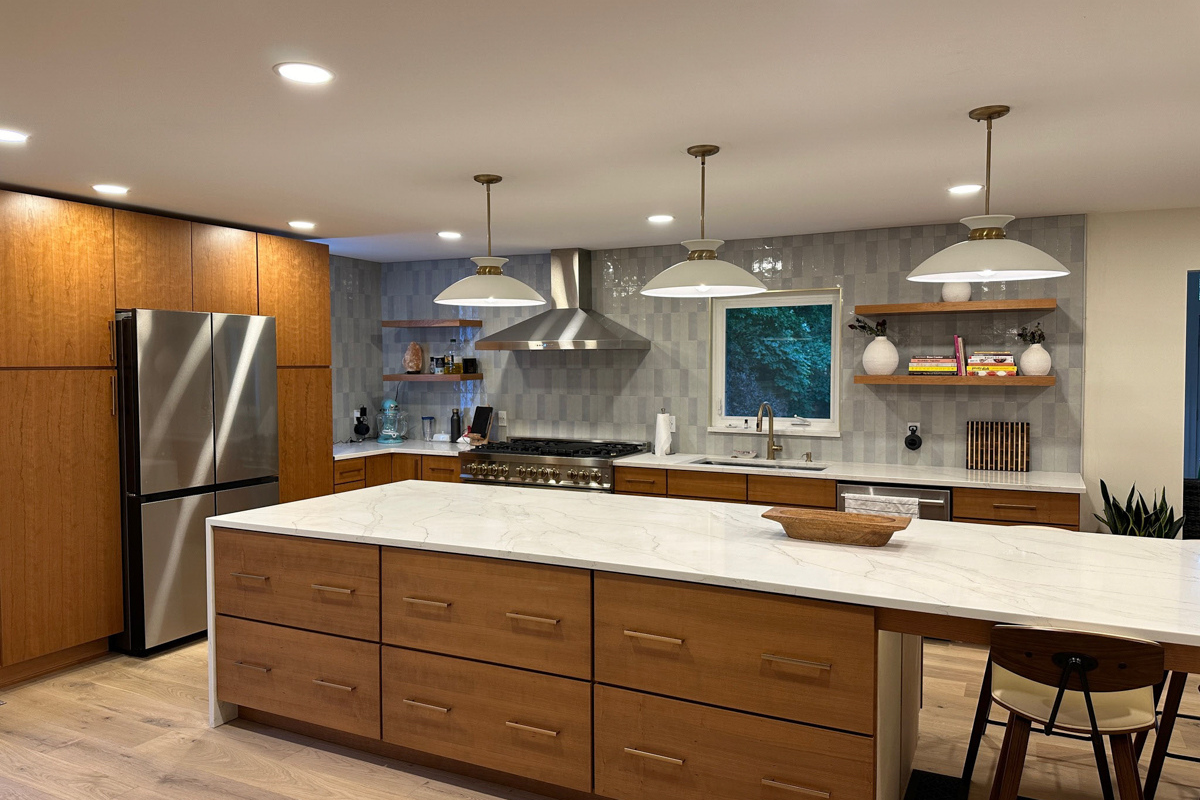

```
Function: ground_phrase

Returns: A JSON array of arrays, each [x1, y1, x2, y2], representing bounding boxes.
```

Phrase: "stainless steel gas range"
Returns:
[[460, 438, 649, 492]]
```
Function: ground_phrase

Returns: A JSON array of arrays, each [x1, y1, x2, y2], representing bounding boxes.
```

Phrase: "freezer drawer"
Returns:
[[140, 492, 213, 649], [215, 481, 279, 515], [213, 314, 278, 483]]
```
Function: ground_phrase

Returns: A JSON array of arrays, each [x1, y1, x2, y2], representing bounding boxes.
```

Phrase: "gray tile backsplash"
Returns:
[[361, 215, 1084, 472], [330, 255, 384, 442]]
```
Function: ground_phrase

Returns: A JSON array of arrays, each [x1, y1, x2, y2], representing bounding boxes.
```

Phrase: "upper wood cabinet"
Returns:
[[0, 190, 115, 367], [191, 223, 258, 315], [114, 209, 192, 310], [257, 234, 330, 367], [277, 367, 334, 502], [0, 369, 123, 665]]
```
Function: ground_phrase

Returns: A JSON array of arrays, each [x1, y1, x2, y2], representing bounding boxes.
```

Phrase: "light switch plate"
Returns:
[[669, 415, 676, 433], [497, 410, 508, 426]]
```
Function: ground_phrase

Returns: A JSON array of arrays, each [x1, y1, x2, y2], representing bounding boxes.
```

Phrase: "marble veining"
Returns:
[[616, 452, 1086, 493], [209, 482, 1200, 647]]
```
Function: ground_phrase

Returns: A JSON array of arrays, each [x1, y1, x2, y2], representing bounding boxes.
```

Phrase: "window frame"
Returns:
[[708, 288, 842, 438]]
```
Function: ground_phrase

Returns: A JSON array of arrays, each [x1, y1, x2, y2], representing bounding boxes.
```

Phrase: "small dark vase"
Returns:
[[1183, 479, 1200, 540]]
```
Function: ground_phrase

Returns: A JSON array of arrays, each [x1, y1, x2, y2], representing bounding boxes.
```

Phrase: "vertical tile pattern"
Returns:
[[330, 256, 383, 442], [379, 215, 1085, 471]]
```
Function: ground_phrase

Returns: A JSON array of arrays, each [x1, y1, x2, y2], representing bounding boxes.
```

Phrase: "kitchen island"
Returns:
[[205, 481, 1200, 800]]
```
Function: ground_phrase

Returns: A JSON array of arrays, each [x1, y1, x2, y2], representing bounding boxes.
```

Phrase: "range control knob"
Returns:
[[501, 465, 510, 476], [590, 470, 602, 482], [566, 469, 577, 480], [516, 466, 526, 477]]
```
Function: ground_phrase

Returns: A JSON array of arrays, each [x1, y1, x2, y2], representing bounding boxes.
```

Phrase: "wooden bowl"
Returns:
[[762, 506, 910, 547]]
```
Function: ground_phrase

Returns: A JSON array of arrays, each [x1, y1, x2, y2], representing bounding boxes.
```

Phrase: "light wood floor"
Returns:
[[0, 639, 1196, 799]]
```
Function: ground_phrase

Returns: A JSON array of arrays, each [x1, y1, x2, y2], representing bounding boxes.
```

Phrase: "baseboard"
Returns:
[[238, 707, 596, 800], [0, 638, 111, 689]]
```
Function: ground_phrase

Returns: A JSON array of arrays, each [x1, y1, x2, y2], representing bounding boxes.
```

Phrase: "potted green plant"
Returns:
[[1016, 322, 1050, 376], [1094, 480, 1185, 538], [848, 317, 897, 375]]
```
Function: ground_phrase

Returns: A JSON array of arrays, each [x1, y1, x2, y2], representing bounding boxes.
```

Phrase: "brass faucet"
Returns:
[[756, 402, 784, 461]]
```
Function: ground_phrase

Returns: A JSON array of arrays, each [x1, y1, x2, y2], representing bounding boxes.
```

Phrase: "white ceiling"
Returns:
[[2, 1, 1198, 262]]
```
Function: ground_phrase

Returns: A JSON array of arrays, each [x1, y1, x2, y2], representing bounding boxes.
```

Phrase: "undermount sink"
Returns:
[[694, 458, 826, 472]]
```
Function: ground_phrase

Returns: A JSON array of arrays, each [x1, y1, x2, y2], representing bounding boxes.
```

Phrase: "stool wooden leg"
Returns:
[[1111, 734, 1145, 800], [1144, 671, 1188, 800], [1092, 733, 1116, 800], [989, 712, 1030, 800], [962, 659, 994, 785]]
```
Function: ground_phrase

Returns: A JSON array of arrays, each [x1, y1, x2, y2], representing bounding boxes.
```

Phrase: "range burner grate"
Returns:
[[472, 438, 645, 459]]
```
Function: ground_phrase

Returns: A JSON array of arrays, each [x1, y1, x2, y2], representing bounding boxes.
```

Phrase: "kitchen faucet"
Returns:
[[755, 402, 784, 461]]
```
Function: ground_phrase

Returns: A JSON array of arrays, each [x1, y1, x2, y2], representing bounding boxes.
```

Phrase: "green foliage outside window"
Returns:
[[724, 304, 833, 419]]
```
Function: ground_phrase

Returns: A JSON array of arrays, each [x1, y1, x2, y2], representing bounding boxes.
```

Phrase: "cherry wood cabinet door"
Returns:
[[114, 210, 192, 310], [0, 190, 115, 367], [0, 369, 123, 665], [277, 367, 334, 502], [257, 234, 330, 367], [191, 223, 258, 314]]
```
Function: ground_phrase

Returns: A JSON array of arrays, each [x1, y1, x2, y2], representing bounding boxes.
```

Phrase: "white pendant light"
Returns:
[[435, 174, 546, 307], [907, 106, 1070, 284], [641, 145, 767, 298]]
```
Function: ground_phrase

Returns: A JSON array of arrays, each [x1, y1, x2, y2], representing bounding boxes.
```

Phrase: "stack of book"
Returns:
[[967, 351, 1016, 377], [908, 355, 959, 375]]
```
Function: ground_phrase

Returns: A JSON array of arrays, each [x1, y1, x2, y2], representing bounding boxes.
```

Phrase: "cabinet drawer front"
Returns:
[[382, 549, 591, 678], [667, 470, 747, 502], [333, 457, 365, 485], [748, 475, 836, 508], [952, 488, 1079, 526], [614, 467, 667, 495], [334, 479, 364, 493], [595, 574, 875, 734], [215, 616, 380, 739], [594, 685, 873, 800], [391, 453, 421, 482], [364, 455, 391, 487], [213, 528, 380, 640], [382, 647, 592, 792], [421, 455, 461, 482]]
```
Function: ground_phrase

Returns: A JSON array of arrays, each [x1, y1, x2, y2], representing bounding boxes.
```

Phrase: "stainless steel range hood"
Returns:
[[474, 249, 651, 351]]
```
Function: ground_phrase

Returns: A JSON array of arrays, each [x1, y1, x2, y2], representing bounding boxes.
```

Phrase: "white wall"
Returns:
[[1083, 208, 1200, 529]]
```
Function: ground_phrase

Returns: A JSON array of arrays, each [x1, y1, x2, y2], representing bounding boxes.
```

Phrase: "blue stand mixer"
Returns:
[[376, 399, 407, 443]]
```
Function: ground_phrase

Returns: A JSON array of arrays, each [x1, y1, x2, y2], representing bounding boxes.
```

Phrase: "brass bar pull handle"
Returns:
[[761, 653, 833, 671], [234, 660, 271, 673], [505, 721, 559, 737], [311, 584, 354, 595], [403, 698, 450, 713], [110, 375, 117, 416], [403, 596, 451, 608], [312, 679, 355, 692], [624, 747, 684, 766], [762, 778, 830, 797], [230, 572, 269, 581], [625, 478, 658, 485], [506, 612, 560, 625], [624, 629, 684, 645], [992, 503, 1037, 511], [108, 320, 115, 363]]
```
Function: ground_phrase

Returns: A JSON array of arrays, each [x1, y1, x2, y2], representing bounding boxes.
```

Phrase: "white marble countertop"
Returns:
[[616, 452, 1087, 493], [333, 440, 470, 460], [208, 481, 1199, 647]]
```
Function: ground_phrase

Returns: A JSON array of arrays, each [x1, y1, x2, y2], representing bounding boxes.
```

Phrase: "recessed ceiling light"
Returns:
[[0, 129, 30, 144], [93, 184, 129, 195], [647, 214, 674, 224], [288, 220, 316, 231], [948, 184, 983, 195], [438, 231, 462, 240], [273, 62, 334, 85]]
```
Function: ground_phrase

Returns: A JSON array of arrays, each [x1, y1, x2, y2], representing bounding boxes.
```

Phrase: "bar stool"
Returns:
[[964, 625, 1163, 800]]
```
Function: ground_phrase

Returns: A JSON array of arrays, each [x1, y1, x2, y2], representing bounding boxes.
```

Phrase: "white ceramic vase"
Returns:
[[1019, 343, 1051, 376], [941, 282, 972, 302], [863, 336, 899, 375]]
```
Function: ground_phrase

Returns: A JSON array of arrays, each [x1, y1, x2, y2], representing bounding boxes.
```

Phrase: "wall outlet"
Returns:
[[497, 410, 508, 426], [669, 415, 676, 433]]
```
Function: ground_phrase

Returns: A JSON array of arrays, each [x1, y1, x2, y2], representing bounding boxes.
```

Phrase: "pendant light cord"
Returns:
[[699, 154, 707, 239], [984, 118, 993, 215], [485, 182, 493, 257]]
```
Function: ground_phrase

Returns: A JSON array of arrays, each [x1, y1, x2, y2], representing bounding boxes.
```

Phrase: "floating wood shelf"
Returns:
[[382, 319, 483, 328], [854, 375, 1055, 387], [383, 373, 484, 382], [853, 299, 1057, 316]]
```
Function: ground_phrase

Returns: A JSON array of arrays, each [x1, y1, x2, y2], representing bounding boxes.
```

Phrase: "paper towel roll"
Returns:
[[654, 412, 672, 456]]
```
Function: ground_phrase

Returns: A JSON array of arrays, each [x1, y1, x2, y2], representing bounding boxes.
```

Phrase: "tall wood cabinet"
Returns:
[[115, 210, 192, 310], [0, 190, 115, 367], [0, 369, 123, 666], [191, 223, 258, 315], [278, 367, 334, 502], [258, 233, 331, 367]]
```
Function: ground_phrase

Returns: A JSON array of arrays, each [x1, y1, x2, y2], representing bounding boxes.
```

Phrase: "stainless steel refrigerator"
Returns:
[[114, 309, 279, 655]]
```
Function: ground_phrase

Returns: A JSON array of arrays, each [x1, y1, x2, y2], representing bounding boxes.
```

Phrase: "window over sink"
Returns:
[[710, 289, 841, 437]]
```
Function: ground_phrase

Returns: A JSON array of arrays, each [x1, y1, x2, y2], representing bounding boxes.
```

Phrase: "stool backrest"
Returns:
[[990, 625, 1163, 692]]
